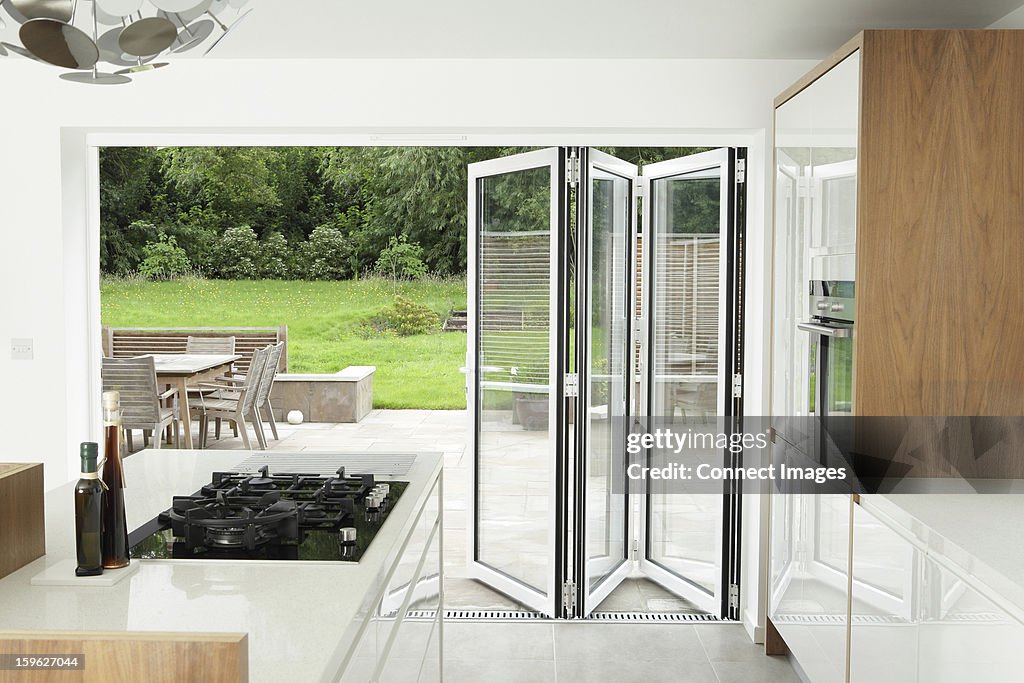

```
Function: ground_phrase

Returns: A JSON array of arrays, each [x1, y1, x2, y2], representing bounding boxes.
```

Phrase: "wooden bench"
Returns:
[[102, 326, 288, 375]]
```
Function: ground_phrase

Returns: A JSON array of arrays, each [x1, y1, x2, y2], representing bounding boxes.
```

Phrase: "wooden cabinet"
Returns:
[[773, 30, 1024, 424], [0, 463, 45, 580], [770, 29, 1024, 683]]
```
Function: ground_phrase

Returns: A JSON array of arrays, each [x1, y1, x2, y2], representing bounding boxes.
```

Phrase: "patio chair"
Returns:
[[101, 356, 181, 452], [185, 335, 238, 402], [254, 341, 285, 443], [191, 345, 271, 450], [216, 341, 285, 443]]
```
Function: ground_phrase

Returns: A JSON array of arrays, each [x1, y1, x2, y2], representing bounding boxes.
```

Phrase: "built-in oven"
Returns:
[[798, 280, 854, 420]]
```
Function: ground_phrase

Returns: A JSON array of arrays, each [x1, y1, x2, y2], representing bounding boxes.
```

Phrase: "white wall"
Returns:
[[0, 54, 814, 634]]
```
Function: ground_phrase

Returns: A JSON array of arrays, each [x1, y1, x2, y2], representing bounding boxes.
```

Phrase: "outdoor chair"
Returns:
[[256, 342, 285, 443], [191, 345, 271, 450], [220, 341, 285, 445], [101, 356, 181, 452]]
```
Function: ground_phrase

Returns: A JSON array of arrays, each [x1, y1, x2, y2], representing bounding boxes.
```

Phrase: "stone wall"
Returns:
[[269, 367, 374, 423]]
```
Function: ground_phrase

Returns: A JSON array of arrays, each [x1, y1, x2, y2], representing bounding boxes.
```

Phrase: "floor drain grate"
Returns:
[[400, 610, 723, 622], [587, 612, 721, 623], [406, 610, 546, 621], [768, 613, 1010, 626]]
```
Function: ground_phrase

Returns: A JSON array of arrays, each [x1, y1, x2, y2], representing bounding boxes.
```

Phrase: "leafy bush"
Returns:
[[167, 207, 221, 274], [300, 224, 353, 280], [366, 296, 439, 336], [211, 225, 261, 279], [138, 234, 192, 280], [259, 232, 294, 279], [374, 235, 428, 280]]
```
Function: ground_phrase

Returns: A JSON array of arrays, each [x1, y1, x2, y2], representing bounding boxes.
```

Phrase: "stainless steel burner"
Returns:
[[206, 527, 246, 547]]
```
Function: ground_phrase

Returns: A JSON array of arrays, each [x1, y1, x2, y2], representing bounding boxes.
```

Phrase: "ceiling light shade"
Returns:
[[1, 0, 251, 84]]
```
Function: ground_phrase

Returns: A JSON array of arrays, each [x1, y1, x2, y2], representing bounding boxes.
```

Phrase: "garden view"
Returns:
[[99, 145, 699, 408]]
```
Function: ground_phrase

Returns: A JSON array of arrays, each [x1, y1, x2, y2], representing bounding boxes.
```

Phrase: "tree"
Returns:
[[375, 236, 428, 280], [322, 147, 517, 275], [99, 147, 164, 274], [159, 147, 282, 229]]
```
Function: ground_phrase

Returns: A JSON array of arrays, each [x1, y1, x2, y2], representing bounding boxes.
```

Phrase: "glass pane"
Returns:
[[646, 165, 723, 595], [650, 168, 721, 419], [648, 491, 721, 594], [826, 337, 853, 416], [772, 51, 860, 431], [475, 166, 552, 592], [587, 169, 630, 589]]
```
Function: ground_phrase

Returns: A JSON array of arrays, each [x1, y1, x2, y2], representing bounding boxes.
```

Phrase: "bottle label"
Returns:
[[80, 472, 99, 480]]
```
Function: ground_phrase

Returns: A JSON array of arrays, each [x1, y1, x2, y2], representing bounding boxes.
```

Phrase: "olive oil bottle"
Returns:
[[100, 391, 130, 569], [74, 442, 103, 577]]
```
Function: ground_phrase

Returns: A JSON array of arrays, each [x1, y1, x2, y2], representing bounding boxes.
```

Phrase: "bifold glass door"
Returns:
[[468, 147, 743, 619], [576, 149, 637, 615], [638, 149, 735, 616], [467, 149, 564, 615]]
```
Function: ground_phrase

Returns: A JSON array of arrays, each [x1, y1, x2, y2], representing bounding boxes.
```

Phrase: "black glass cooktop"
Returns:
[[127, 467, 408, 563]]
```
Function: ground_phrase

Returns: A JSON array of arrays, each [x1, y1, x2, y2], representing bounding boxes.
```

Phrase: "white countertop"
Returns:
[[860, 491, 1024, 623], [0, 449, 442, 683]]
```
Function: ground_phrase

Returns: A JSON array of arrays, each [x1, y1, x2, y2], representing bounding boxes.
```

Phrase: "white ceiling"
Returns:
[[193, 0, 1024, 60]]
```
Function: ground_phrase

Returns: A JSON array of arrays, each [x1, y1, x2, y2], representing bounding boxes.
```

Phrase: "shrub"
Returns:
[[167, 208, 221, 274], [212, 225, 261, 279], [259, 232, 294, 279], [300, 224, 353, 280], [138, 234, 191, 280], [366, 296, 439, 336], [374, 236, 428, 280]]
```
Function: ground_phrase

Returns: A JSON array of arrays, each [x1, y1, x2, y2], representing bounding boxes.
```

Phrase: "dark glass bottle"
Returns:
[[75, 442, 103, 577], [101, 391, 130, 569]]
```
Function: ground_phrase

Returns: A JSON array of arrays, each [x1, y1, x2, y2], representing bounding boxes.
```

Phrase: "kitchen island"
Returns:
[[0, 449, 443, 682]]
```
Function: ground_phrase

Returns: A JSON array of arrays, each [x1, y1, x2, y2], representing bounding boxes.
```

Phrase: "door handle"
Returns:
[[797, 322, 851, 338]]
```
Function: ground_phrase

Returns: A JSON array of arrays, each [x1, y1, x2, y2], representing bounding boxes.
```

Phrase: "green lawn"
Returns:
[[101, 277, 468, 409]]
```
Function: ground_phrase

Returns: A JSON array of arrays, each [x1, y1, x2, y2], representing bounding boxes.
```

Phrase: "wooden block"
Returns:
[[0, 631, 248, 683], [0, 464, 45, 580], [764, 617, 789, 657]]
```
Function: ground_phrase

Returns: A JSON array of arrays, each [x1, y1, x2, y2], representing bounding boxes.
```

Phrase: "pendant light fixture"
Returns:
[[1, 0, 250, 84]]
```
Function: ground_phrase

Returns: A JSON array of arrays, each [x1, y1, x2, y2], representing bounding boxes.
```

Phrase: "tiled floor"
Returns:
[[442, 622, 800, 683], [154, 410, 801, 680]]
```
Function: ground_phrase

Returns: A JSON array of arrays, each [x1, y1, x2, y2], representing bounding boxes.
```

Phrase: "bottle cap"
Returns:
[[102, 391, 120, 408], [80, 442, 98, 472]]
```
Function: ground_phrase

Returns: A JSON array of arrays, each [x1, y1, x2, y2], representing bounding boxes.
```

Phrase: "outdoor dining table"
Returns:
[[150, 353, 242, 449]]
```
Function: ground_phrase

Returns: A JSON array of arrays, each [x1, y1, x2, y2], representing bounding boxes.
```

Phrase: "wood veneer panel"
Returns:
[[0, 464, 44, 580], [0, 631, 248, 683], [774, 32, 863, 108], [856, 30, 1024, 418], [764, 617, 790, 656]]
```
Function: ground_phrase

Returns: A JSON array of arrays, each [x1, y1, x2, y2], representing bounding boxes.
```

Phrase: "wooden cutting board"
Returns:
[[0, 463, 45, 579]]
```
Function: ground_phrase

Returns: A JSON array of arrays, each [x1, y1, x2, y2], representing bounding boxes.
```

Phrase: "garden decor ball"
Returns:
[[287, 410, 304, 425]]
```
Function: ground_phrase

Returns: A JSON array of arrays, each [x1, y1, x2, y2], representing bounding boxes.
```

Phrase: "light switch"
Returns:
[[10, 338, 33, 360]]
